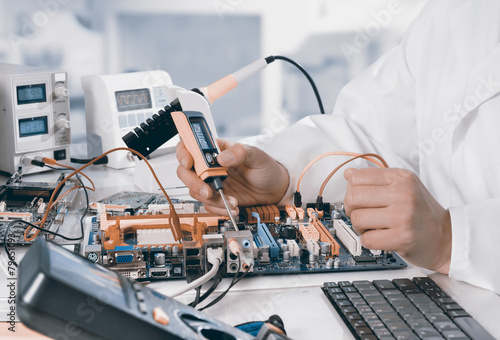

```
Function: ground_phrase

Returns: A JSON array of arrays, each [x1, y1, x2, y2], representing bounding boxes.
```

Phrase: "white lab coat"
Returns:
[[248, 0, 500, 295]]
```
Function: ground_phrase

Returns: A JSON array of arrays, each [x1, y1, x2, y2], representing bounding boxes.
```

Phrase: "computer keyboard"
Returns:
[[321, 277, 495, 340]]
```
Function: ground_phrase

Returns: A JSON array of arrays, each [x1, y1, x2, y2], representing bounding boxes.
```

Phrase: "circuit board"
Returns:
[[83, 192, 406, 281], [0, 175, 76, 245]]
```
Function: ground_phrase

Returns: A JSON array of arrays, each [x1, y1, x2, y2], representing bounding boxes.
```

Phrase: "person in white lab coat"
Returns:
[[176, 0, 500, 295]]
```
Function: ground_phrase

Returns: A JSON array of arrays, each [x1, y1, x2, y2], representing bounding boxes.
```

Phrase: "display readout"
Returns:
[[115, 88, 152, 112], [19, 116, 48, 138], [17, 84, 47, 105], [190, 118, 216, 151]]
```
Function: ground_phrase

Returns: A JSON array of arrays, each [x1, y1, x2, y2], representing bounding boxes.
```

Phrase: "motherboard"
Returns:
[[0, 174, 77, 245], [83, 191, 406, 281]]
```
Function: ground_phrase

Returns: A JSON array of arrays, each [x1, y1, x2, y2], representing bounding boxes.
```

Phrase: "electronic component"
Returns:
[[17, 237, 258, 340], [82, 70, 177, 169], [333, 219, 362, 256], [0, 63, 70, 175], [83, 193, 406, 282]]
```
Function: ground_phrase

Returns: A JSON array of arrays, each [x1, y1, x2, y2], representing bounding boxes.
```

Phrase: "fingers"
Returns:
[[217, 140, 268, 170], [349, 207, 393, 233], [344, 185, 395, 216], [176, 165, 213, 200], [176, 140, 194, 170], [344, 167, 411, 186], [359, 229, 401, 251]]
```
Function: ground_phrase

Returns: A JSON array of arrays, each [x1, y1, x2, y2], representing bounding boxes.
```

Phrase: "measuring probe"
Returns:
[[171, 110, 239, 231]]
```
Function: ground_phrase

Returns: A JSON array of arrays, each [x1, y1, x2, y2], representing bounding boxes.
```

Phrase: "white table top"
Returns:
[[1, 165, 499, 339]]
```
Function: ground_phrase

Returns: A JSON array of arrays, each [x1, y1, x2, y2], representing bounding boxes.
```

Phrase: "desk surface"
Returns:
[[1, 166, 499, 339]]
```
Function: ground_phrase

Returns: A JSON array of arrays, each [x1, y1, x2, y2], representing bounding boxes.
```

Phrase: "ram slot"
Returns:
[[256, 222, 279, 258], [311, 218, 340, 256], [333, 220, 362, 256], [0, 212, 32, 222]]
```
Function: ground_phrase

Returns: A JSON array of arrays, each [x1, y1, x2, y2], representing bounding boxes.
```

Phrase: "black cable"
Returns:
[[266, 55, 325, 114], [189, 286, 202, 308], [199, 256, 251, 311], [2, 172, 89, 267], [71, 156, 108, 165], [187, 271, 223, 307]]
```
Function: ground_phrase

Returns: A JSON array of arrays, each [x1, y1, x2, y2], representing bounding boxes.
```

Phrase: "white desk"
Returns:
[[1, 166, 500, 339]]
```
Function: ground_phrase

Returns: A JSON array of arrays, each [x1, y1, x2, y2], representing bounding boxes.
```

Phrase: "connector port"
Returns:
[[116, 253, 134, 263]]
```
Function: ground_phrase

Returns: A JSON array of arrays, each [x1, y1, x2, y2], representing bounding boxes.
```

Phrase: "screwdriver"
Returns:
[[171, 110, 239, 231]]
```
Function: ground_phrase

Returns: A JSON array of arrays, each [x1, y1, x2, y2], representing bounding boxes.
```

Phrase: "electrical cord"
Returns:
[[70, 156, 108, 165], [198, 256, 251, 311], [266, 55, 325, 114], [23, 147, 181, 243], [296, 151, 387, 193], [167, 252, 222, 298], [318, 153, 388, 197]]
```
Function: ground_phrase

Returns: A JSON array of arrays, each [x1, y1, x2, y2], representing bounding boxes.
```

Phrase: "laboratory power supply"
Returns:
[[0, 63, 71, 175]]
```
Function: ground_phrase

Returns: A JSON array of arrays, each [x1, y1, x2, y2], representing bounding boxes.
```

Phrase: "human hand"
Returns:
[[176, 139, 289, 216], [343, 167, 452, 274]]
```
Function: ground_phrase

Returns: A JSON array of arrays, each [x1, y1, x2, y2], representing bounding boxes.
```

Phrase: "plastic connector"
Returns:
[[293, 191, 302, 208], [315, 196, 323, 211], [206, 247, 224, 266]]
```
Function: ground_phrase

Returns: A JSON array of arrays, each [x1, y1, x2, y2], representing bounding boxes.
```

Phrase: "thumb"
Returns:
[[344, 167, 357, 181]]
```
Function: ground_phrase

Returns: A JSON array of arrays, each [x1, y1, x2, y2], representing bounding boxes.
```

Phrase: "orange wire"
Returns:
[[296, 151, 386, 192], [24, 148, 181, 242], [318, 153, 389, 197]]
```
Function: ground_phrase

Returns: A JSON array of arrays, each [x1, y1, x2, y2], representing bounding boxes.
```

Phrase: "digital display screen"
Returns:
[[17, 84, 47, 105], [48, 241, 128, 308], [191, 119, 215, 151], [19, 116, 48, 138], [115, 88, 152, 112]]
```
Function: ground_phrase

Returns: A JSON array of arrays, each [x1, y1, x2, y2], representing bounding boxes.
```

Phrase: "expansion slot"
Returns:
[[333, 220, 362, 256], [285, 204, 305, 220], [310, 218, 340, 256], [0, 212, 32, 222]]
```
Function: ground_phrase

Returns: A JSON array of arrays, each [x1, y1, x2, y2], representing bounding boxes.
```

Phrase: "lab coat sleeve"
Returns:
[[449, 199, 500, 294], [246, 20, 421, 206]]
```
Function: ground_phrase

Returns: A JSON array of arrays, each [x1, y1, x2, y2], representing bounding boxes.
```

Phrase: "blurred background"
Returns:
[[0, 0, 427, 155]]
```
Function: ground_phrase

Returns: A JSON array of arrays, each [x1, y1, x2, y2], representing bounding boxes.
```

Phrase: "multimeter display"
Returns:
[[19, 116, 48, 138], [48, 239, 128, 308], [190, 117, 216, 152], [17, 84, 46, 105], [115, 88, 152, 112]]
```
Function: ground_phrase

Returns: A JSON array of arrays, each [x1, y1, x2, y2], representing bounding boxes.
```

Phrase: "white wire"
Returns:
[[167, 257, 221, 298]]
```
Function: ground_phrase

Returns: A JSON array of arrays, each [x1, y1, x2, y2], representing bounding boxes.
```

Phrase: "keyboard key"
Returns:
[[454, 317, 496, 340], [393, 279, 419, 291], [446, 310, 471, 319], [442, 329, 468, 339], [342, 286, 358, 293], [346, 312, 363, 322], [328, 287, 343, 294], [324, 282, 338, 288], [434, 321, 460, 333], [426, 313, 451, 324], [335, 299, 352, 307], [346, 292, 363, 300], [374, 280, 397, 291], [391, 330, 418, 339], [360, 334, 377, 340], [331, 293, 347, 300], [351, 319, 368, 329], [339, 281, 353, 287], [340, 305, 357, 314], [355, 327, 374, 337]]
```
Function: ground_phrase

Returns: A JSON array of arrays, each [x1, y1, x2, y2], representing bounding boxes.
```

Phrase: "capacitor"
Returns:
[[165, 245, 172, 255], [281, 244, 288, 252], [277, 238, 284, 244], [286, 217, 292, 225], [154, 253, 166, 267], [326, 258, 334, 269], [329, 228, 336, 237], [332, 211, 341, 220], [334, 257, 340, 269], [309, 254, 316, 263], [172, 245, 179, 256], [320, 242, 330, 255], [283, 251, 290, 262]]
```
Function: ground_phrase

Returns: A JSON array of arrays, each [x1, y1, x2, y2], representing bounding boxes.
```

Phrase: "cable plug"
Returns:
[[315, 195, 323, 211], [207, 247, 224, 266], [293, 191, 302, 208], [42, 157, 57, 165]]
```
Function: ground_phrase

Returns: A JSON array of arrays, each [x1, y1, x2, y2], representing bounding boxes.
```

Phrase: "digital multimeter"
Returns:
[[17, 237, 256, 340], [171, 111, 228, 183]]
